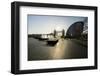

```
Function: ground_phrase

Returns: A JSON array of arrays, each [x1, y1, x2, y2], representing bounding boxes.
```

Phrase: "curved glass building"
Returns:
[[66, 21, 84, 38]]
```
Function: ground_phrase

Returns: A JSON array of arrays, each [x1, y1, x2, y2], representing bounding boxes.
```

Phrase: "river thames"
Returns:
[[28, 38, 87, 61]]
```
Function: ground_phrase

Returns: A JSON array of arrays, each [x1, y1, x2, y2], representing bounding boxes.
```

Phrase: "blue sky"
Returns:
[[28, 15, 87, 34]]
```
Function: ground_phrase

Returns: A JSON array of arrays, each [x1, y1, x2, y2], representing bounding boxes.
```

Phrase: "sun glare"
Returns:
[[56, 26, 61, 31]]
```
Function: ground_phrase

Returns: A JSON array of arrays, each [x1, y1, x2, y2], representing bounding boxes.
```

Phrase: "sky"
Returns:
[[28, 15, 87, 34]]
